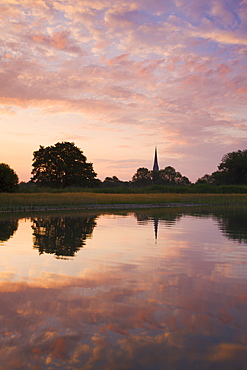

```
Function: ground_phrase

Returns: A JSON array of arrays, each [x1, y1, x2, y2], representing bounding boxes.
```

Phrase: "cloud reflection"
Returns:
[[0, 260, 246, 369], [0, 209, 247, 368]]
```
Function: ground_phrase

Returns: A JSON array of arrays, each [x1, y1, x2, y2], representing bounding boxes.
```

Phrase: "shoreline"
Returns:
[[0, 201, 239, 214]]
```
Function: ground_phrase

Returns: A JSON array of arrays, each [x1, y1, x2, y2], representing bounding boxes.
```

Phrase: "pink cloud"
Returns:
[[217, 63, 233, 79], [107, 53, 129, 66], [31, 30, 83, 53], [237, 86, 247, 95], [104, 6, 147, 30], [1, 0, 247, 182]]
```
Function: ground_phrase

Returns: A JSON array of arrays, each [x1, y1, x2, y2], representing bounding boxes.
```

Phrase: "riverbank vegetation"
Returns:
[[1, 192, 247, 213], [2, 144, 247, 194], [19, 183, 247, 194]]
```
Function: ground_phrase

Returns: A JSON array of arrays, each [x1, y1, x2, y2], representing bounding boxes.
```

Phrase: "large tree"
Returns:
[[214, 149, 247, 185], [0, 163, 19, 192], [30, 142, 97, 187]]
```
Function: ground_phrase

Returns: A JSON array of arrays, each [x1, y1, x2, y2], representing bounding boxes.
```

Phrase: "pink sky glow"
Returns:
[[1, 0, 247, 182]]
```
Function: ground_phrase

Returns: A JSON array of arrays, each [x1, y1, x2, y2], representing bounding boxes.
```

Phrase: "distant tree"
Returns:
[[178, 175, 191, 186], [132, 166, 190, 187], [103, 176, 121, 187], [196, 174, 215, 185], [30, 142, 97, 187], [132, 167, 152, 187], [158, 166, 191, 186], [106, 176, 120, 182], [151, 169, 161, 184], [0, 163, 19, 192], [211, 170, 227, 185], [215, 150, 247, 185]]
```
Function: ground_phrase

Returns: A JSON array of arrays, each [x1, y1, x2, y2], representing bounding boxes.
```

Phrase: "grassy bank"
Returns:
[[19, 183, 247, 194], [1, 192, 247, 212]]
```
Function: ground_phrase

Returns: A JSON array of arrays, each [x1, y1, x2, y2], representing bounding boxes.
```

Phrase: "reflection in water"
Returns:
[[31, 216, 97, 257], [134, 206, 247, 243], [214, 207, 247, 244], [135, 209, 182, 226], [134, 210, 182, 240], [0, 219, 18, 242], [154, 218, 158, 239], [0, 208, 247, 369]]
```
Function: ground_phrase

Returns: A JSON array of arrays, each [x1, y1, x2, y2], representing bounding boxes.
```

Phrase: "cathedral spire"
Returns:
[[153, 147, 159, 171]]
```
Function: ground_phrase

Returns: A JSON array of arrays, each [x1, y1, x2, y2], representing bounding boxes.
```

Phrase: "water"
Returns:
[[0, 207, 247, 369]]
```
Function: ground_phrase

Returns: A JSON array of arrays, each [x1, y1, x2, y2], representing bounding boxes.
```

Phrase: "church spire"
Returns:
[[153, 147, 159, 171]]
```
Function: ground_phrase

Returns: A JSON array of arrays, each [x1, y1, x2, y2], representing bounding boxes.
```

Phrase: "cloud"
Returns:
[[1, 0, 247, 182], [31, 30, 83, 53]]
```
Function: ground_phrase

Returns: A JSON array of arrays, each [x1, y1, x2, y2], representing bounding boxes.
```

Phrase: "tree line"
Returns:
[[1, 141, 247, 192]]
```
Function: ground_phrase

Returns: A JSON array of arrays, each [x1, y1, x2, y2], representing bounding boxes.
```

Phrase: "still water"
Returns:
[[0, 207, 247, 370]]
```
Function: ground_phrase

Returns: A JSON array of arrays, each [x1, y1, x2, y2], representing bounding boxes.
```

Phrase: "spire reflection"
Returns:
[[154, 218, 158, 240]]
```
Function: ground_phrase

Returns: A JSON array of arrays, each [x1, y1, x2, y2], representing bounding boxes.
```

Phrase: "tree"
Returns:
[[215, 149, 247, 185], [196, 174, 215, 184], [30, 142, 97, 187], [178, 175, 191, 186], [132, 167, 152, 187], [158, 166, 190, 186], [0, 163, 19, 192], [132, 166, 190, 187], [103, 176, 121, 187]]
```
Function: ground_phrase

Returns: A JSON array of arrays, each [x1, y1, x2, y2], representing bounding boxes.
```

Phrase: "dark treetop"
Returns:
[[30, 142, 97, 188]]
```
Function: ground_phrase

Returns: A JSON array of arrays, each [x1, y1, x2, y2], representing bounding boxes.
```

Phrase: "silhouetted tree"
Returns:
[[0, 163, 19, 192], [30, 142, 97, 188], [214, 150, 247, 185], [102, 176, 128, 187], [132, 166, 190, 187], [196, 174, 215, 184], [132, 167, 152, 187], [32, 216, 97, 257], [156, 166, 190, 186]]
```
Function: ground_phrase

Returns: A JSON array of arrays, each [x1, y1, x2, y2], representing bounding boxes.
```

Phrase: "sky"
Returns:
[[1, 0, 247, 183]]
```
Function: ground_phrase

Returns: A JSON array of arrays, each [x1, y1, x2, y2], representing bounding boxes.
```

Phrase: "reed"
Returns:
[[1, 192, 247, 212]]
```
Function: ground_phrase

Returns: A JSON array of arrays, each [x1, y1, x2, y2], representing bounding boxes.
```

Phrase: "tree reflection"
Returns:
[[184, 206, 247, 243], [0, 219, 18, 242], [134, 206, 247, 244], [134, 210, 182, 240], [134, 210, 182, 226], [32, 216, 97, 257], [213, 208, 247, 244]]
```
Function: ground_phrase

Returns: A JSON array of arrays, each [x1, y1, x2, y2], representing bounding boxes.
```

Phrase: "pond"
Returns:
[[0, 207, 247, 370]]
